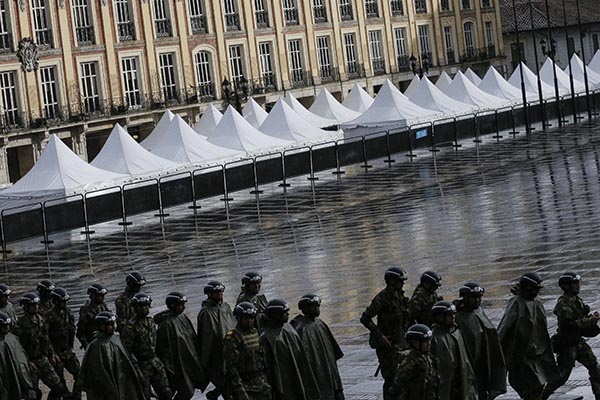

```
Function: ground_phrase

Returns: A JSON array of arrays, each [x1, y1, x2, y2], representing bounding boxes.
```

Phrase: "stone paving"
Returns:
[[4, 118, 600, 398]]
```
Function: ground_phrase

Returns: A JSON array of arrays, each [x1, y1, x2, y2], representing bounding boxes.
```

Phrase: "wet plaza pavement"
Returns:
[[4, 118, 600, 398]]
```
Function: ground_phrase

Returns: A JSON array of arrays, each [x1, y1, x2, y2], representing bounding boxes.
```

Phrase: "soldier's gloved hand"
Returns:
[[51, 354, 61, 366], [26, 389, 38, 400], [376, 333, 392, 350]]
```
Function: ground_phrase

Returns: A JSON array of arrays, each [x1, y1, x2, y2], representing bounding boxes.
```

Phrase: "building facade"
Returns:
[[0, 0, 504, 184]]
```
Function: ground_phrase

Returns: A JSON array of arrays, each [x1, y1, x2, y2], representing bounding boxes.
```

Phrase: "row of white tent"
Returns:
[[4, 51, 600, 200]]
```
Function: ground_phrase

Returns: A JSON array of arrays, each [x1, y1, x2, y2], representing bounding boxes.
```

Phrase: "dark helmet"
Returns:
[[384, 267, 408, 283], [165, 292, 187, 309], [131, 293, 152, 306], [558, 272, 581, 287], [0, 312, 11, 326], [204, 280, 225, 295], [125, 271, 146, 287], [241, 272, 263, 286], [87, 283, 108, 296], [420, 271, 442, 287], [298, 294, 321, 310], [519, 272, 544, 289], [459, 282, 485, 298], [37, 279, 56, 293], [406, 324, 433, 341], [431, 301, 456, 316], [234, 301, 257, 318], [265, 299, 290, 316], [50, 287, 71, 302], [95, 311, 117, 325], [0, 284, 11, 296], [20, 292, 41, 306]]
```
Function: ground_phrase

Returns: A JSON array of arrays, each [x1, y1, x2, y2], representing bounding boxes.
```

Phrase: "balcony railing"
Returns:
[[0, 32, 12, 51], [291, 70, 312, 87], [155, 20, 172, 37], [440, 0, 451, 11], [446, 49, 456, 64], [117, 22, 136, 41], [284, 8, 299, 25], [372, 59, 386, 75], [414, 0, 427, 13], [35, 29, 53, 47], [252, 74, 277, 94], [347, 62, 365, 78], [191, 16, 208, 33], [391, 0, 404, 15], [76, 26, 95, 46], [340, 4, 353, 20], [320, 66, 339, 81], [255, 10, 269, 28], [313, 5, 327, 22], [366, 2, 379, 17], [397, 55, 410, 70], [460, 45, 498, 62], [225, 13, 241, 30]]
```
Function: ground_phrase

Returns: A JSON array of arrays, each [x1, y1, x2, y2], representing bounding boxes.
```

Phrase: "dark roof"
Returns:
[[500, 0, 600, 33]]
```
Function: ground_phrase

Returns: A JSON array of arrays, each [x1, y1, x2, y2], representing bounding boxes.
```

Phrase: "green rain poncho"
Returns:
[[0, 332, 35, 400]]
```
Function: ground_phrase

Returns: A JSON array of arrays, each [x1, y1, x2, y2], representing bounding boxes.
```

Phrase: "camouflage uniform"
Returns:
[[14, 312, 62, 392], [409, 284, 443, 327], [39, 297, 54, 318], [389, 349, 440, 400], [237, 291, 268, 331], [76, 300, 110, 348], [121, 315, 171, 400], [550, 293, 600, 398], [224, 327, 271, 400], [115, 289, 136, 331], [0, 302, 17, 323], [46, 304, 81, 390]]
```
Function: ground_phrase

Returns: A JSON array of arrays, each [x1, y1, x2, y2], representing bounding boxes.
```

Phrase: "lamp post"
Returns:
[[511, 0, 531, 133], [528, 0, 547, 129], [575, 0, 592, 119], [543, 0, 563, 127], [562, 0, 578, 120], [410, 53, 429, 78], [222, 75, 249, 113]]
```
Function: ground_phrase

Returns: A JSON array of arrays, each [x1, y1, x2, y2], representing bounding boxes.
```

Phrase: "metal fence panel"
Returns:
[[388, 130, 410, 154], [256, 156, 284, 185], [123, 183, 160, 216], [338, 140, 364, 166], [478, 113, 496, 135], [45, 199, 85, 234], [160, 176, 193, 207], [194, 169, 225, 199], [456, 117, 476, 140], [3, 207, 44, 242], [284, 151, 311, 178], [86, 191, 123, 225], [364, 134, 389, 161], [433, 121, 455, 144], [311, 145, 337, 173], [225, 162, 255, 193]]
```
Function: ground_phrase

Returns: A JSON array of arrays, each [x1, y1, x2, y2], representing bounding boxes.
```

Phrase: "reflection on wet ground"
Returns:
[[4, 120, 600, 398]]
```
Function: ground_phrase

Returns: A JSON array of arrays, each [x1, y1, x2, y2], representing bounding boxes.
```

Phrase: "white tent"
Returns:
[[193, 104, 223, 137], [479, 66, 534, 101], [408, 76, 475, 115], [242, 98, 268, 129], [443, 71, 509, 109], [208, 106, 293, 155], [342, 83, 374, 113], [91, 124, 178, 176], [404, 75, 421, 97], [465, 68, 482, 86], [436, 72, 453, 92], [564, 53, 600, 88], [0, 135, 127, 198], [342, 80, 439, 129], [508, 63, 556, 99], [284, 92, 337, 128], [540, 58, 584, 95], [142, 110, 175, 150], [261, 99, 335, 143], [589, 50, 600, 74], [143, 115, 241, 164], [309, 88, 361, 124]]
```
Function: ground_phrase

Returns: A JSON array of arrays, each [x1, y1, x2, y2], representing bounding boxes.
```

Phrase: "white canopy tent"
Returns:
[[342, 83, 374, 113], [284, 93, 337, 128], [309, 88, 361, 124], [508, 63, 556, 99], [443, 71, 509, 109], [193, 104, 223, 137], [91, 124, 178, 176], [479, 66, 535, 101], [465, 68, 482, 86], [408, 76, 475, 115], [436, 72, 453, 92], [564, 54, 600, 88], [404, 75, 421, 97], [261, 99, 336, 143], [540, 58, 584, 95], [0, 135, 127, 198], [142, 110, 175, 150], [143, 115, 241, 164], [242, 98, 268, 129], [208, 106, 293, 155], [589, 50, 600, 74]]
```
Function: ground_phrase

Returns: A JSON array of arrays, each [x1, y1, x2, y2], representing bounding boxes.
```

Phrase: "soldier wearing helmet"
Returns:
[[430, 301, 477, 400], [260, 299, 320, 400], [498, 272, 559, 400], [77, 311, 146, 400], [360, 267, 411, 399], [154, 292, 206, 400], [46, 287, 81, 399], [388, 324, 439, 400], [546, 272, 600, 398], [37, 279, 56, 317], [15, 293, 72, 400], [236, 272, 268, 331], [0, 283, 17, 324], [454, 282, 506, 399], [409, 271, 443, 327], [0, 312, 37, 400], [224, 301, 271, 399], [291, 294, 344, 400], [76, 283, 110, 349], [115, 271, 146, 332], [121, 293, 173, 400], [197, 280, 236, 400]]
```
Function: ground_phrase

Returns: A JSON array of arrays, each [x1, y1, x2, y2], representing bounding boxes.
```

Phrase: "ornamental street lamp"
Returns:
[[539, 38, 557, 58], [410, 53, 429, 78], [222, 75, 249, 113]]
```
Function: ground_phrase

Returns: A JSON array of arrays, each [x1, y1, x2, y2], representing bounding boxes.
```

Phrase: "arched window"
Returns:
[[463, 22, 475, 58], [194, 50, 215, 99]]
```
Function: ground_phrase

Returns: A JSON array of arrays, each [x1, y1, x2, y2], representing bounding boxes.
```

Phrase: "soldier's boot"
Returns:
[[587, 363, 600, 400], [156, 387, 173, 400], [206, 389, 221, 400], [47, 383, 73, 400]]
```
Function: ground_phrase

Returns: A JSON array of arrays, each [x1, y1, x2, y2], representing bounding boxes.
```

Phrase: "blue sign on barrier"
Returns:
[[416, 129, 428, 139]]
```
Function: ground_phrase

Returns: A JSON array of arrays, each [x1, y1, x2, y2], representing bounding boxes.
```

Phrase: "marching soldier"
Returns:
[[0, 283, 17, 323], [14, 293, 71, 400], [37, 279, 56, 317], [360, 267, 411, 399], [224, 301, 271, 400], [121, 293, 173, 400], [409, 271, 443, 327], [115, 271, 146, 331], [548, 272, 600, 399], [0, 312, 37, 400], [76, 283, 110, 349], [236, 272, 268, 331], [388, 324, 440, 400], [46, 287, 81, 399]]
